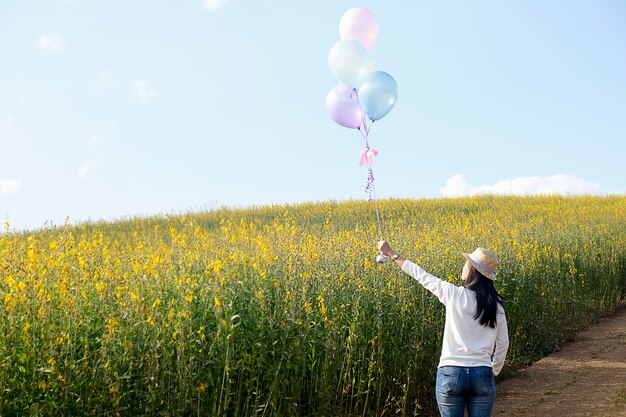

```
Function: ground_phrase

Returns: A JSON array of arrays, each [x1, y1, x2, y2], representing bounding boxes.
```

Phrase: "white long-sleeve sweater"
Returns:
[[401, 260, 509, 376]]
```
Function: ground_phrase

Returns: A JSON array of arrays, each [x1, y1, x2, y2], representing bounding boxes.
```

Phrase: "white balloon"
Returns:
[[328, 39, 369, 89]]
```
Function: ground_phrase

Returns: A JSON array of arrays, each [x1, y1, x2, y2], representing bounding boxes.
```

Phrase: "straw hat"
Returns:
[[463, 247, 498, 280]]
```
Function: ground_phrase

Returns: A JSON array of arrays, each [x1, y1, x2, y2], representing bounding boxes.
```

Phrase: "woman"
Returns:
[[377, 239, 509, 417]]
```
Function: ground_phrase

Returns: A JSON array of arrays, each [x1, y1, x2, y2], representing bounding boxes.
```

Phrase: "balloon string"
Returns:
[[358, 116, 384, 238], [367, 164, 384, 237], [358, 107, 371, 143]]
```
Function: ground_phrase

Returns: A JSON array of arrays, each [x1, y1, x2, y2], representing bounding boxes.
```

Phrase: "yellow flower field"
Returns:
[[1, 195, 625, 416]]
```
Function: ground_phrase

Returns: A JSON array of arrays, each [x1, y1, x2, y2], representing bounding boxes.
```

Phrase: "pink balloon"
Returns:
[[325, 84, 364, 129], [339, 8, 379, 51]]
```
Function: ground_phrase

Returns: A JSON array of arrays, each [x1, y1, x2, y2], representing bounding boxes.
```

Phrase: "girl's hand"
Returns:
[[377, 239, 395, 257]]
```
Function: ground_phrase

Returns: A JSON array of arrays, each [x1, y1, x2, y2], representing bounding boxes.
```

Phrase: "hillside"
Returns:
[[1, 195, 625, 416]]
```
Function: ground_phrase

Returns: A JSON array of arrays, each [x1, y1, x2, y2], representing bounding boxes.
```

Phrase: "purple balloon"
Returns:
[[325, 84, 364, 129]]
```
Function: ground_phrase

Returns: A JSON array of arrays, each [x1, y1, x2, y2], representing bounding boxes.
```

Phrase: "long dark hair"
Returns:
[[465, 265, 505, 328]]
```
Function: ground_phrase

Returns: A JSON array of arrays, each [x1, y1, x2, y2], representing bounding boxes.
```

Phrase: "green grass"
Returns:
[[1, 195, 625, 416]]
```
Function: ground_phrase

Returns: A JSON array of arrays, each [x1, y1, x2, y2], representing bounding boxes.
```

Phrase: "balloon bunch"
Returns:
[[325, 8, 398, 262], [326, 8, 398, 127]]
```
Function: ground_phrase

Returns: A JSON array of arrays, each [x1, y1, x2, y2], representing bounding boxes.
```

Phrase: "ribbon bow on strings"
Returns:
[[359, 147, 378, 167]]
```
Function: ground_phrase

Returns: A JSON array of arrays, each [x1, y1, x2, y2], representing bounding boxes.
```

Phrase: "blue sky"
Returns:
[[1, 1, 625, 231]]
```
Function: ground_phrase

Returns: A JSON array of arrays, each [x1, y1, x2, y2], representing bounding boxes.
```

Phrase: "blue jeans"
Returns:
[[435, 366, 496, 417]]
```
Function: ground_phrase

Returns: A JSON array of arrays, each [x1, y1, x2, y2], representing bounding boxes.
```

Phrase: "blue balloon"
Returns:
[[358, 71, 398, 121]]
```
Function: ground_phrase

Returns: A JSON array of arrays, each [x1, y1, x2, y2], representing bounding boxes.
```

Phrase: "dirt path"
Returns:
[[494, 307, 626, 416]]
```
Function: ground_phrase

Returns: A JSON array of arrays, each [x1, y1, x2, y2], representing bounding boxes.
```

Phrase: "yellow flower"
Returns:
[[105, 317, 117, 334]]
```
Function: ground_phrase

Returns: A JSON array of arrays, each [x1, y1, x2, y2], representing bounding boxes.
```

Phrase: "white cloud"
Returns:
[[78, 160, 99, 178], [4, 208, 18, 218], [440, 174, 604, 197], [86, 135, 105, 148], [131, 80, 159, 104], [36, 33, 66, 50], [0, 179, 22, 196], [96, 69, 114, 89], [203, 0, 228, 11], [0, 114, 15, 127]]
